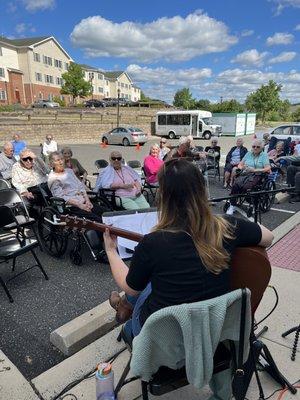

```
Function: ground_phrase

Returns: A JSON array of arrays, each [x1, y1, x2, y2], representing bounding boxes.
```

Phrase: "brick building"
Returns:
[[0, 35, 141, 106]]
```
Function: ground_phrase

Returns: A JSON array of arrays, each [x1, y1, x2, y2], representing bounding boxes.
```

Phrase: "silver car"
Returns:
[[101, 126, 148, 146], [32, 100, 60, 108], [254, 124, 300, 141]]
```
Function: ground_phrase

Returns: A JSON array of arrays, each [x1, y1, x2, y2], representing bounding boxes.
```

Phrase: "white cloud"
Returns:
[[126, 64, 212, 86], [266, 32, 294, 45], [241, 29, 254, 37], [70, 11, 238, 63], [15, 22, 36, 34], [231, 49, 268, 67], [269, 51, 297, 63], [130, 65, 300, 104], [295, 24, 300, 30], [270, 0, 300, 14], [22, 0, 55, 12]]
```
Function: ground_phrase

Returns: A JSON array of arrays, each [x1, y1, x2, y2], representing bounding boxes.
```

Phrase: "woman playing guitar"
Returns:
[[102, 159, 274, 338]]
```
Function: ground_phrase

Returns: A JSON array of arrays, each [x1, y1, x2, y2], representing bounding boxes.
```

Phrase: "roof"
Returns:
[[7, 68, 23, 74], [0, 36, 50, 47], [104, 71, 124, 79], [79, 63, 104, 73]]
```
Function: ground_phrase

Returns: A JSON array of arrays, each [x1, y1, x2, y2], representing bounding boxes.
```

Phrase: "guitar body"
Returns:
[[60, 215, 272, 312], [231, 247, 271, 312]]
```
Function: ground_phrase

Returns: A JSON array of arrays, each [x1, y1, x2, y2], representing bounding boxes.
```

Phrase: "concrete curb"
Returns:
[[50, 298, 119, 356], [270, 211, 300, 246]]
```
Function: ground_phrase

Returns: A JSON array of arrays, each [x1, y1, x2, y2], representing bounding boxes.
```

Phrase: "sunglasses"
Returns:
[[111, 157, 122, 161], [160, 141, 166, 144], [22, 156, 33, 162], [252, 146, 261, 149]]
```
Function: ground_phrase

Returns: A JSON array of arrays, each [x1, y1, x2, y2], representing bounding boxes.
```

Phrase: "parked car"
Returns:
[[103, 98, 119, 106], [32, 100, 59, 108], [101, 126, 148, 146], [254, 124, 300, 141], [84, 99, 106, 108]]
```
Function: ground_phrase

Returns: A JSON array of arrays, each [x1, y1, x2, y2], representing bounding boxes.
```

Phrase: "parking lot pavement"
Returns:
[[1, 138, 298, 381]]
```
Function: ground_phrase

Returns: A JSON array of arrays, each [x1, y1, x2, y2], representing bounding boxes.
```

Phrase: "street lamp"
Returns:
[[117, 88, 121, 127]]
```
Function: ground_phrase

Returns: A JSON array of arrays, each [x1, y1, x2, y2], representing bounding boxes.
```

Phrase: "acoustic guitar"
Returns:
[[59, 214, 271, 312]]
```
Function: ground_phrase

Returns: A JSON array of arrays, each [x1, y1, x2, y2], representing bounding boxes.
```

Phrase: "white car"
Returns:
[[254, 124, 300, 141], [32, 100, 60, 108]]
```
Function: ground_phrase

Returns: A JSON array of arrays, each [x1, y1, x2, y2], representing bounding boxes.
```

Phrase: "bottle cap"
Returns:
[[97, 363, 112, 376]]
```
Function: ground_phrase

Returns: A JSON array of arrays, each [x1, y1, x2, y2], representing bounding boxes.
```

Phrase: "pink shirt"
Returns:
[[112, 167, 139, 198], [144, 155, 164, 184]]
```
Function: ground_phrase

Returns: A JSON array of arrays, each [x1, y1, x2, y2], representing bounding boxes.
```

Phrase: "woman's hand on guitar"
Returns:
[[103, 228, 118, 254]]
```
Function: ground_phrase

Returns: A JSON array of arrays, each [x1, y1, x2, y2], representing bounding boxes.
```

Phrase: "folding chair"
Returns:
[[0, 205, 48, 302], [206, 150, 221, 181]]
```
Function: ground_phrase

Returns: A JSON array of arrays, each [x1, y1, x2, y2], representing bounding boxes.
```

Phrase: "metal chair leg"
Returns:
[[141, 381, 149, 400], [0, 276, 14, 303], [30, 249, 49, 280]]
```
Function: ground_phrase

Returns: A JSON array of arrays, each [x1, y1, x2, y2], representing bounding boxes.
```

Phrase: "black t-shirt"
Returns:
[[126, 216, 262, 325]]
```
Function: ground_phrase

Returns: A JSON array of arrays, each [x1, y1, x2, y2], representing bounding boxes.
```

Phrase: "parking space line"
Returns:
[[270, 208, 296, 214]]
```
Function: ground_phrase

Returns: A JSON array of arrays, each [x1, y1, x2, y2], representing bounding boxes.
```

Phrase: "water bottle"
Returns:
[[96, 363, 115, 400]]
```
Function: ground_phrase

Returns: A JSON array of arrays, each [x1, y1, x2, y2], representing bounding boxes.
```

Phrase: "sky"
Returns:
[[1, 0, 300, 103]]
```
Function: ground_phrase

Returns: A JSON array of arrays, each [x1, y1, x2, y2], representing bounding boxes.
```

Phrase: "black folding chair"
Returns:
[[0, 205, 48, 302]]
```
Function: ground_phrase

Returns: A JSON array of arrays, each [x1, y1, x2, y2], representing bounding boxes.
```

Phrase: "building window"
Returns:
[[0, 67, 5, 77], [34, 52, 40, 62], [0, 90, 6, 100], [43, 55, 52, 66], [64, 62, 69, 70], [88, 72, 94, 80], [56, 77, 63, 85], [0, 47, 3, 56], [121, 83, 125, 88], [98, 73, 103, 80], [98, 87, 104, 93], [44, 74, 53, 84], [54, 59, 62, 68], [35, 72, 42, 82], [106, 80, 109, 85]]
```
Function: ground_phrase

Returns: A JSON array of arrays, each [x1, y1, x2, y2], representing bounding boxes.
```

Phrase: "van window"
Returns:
[[166, 114, 190, 125], [158, 115, 167, 125]]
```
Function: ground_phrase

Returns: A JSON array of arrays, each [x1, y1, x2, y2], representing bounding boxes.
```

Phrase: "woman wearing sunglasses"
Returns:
[[226, 139, 271, 215], [11, 148, 49, 202], [96, 151, 150, 210]]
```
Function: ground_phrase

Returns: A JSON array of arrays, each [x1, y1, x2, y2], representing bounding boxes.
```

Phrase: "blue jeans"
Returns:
[[124, 283, 152, 337]]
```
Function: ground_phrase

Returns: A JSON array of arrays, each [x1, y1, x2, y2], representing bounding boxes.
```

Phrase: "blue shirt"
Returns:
[[11, 140, 26, 156], [242, 151, 270, 169]]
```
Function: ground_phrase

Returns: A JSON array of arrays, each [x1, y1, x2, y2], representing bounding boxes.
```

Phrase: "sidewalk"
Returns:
[[1, 214, 299, 400]]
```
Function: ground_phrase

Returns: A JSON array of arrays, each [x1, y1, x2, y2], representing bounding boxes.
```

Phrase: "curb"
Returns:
[[270, 211, 300, 246]]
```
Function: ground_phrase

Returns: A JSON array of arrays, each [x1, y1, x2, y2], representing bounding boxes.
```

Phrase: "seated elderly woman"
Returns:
[[226, 139, 271, 215], [143, 144, 164, 186], [48, 152, 105, 221], [95, 151, 150, 210], [268, 141, 285, 167], [61, 147, 88, 182], [224, 138, 248, 188], [12, 148, 49, 205]]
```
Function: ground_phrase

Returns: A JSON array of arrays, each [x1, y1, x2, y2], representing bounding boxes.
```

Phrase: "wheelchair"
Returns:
[[223, 170, 278, 219], [37, 188, 113, 265]]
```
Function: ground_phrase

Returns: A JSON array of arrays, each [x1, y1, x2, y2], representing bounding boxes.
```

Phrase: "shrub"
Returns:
[[53, 96, 66, 107], [0, 105, 14, 112]]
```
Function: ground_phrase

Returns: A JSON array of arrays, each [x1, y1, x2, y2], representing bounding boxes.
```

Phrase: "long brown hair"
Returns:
[[154, 159, 235, 274]]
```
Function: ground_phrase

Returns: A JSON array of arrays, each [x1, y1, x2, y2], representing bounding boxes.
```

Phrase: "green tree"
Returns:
[[173, 88, 195, 109], [194, 99, 212, 111], [61, 63, 92, 103], [278, 99, 291, 120], [245, 80, 282, 123], [212, 99, 244, 113], [292, 107, 300, 122]]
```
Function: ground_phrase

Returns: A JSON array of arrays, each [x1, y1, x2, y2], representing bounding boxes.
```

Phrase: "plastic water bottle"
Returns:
[[96, 363, 115, 400]]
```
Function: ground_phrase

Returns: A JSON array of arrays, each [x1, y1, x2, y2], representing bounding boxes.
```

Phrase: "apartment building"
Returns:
[[0, 35, 141, 106], [0, 36, 73, 105]]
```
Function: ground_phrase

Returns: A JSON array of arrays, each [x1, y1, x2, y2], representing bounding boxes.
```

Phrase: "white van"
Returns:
[[155, 110, 222, 140]]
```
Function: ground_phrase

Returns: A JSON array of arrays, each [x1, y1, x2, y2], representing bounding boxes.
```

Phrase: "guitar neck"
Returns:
[[94, 221, 144, 242]]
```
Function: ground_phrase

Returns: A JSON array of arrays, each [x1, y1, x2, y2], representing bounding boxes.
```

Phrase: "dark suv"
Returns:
[[84, 99, 106, 108]]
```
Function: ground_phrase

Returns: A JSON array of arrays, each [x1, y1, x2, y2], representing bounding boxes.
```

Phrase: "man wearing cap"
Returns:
[[11, 149, 49, 201], [0, 142, 16, 180]]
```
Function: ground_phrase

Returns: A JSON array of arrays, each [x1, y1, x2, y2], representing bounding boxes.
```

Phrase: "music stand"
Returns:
[[282, 324, 300, 361]]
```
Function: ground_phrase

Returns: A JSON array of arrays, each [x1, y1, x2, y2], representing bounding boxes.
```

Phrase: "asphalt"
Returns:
[[0, 138, 299, 381]]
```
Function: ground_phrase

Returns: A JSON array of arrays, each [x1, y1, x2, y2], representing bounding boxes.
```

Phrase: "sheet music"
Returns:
[[102, 211, 158, 258]]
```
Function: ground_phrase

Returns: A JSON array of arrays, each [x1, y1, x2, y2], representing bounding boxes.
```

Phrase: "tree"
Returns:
[[212, 99, 244, 113], [173, 88, 195, 109], [61, 63, 92, 103], [292, 107, 300, 122], [194, 99, 212, 111], [245, 80, 282, 123], [278, 99, 291, 120]]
